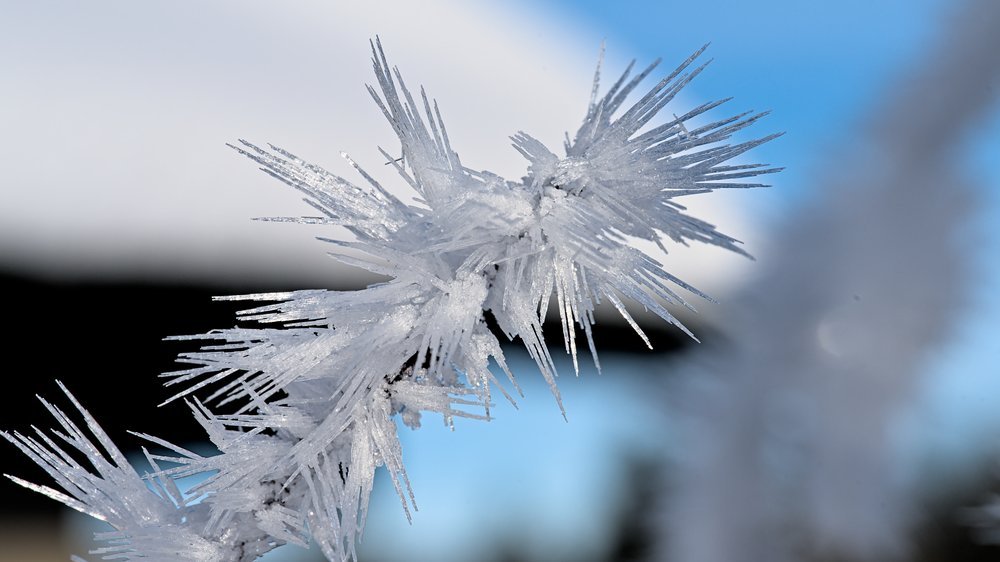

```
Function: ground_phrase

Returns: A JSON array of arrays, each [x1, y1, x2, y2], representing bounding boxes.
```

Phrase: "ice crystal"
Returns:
[[5, 39, 778, 561]]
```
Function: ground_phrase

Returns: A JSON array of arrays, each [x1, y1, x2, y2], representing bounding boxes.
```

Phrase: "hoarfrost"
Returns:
[[5, 38, 777, 561]]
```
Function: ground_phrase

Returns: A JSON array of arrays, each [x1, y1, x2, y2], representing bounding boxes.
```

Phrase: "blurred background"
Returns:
[[2, 1, 999, 560]]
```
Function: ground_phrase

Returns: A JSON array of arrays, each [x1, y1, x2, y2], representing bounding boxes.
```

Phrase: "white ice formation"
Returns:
[[4, 39, 777, 561]]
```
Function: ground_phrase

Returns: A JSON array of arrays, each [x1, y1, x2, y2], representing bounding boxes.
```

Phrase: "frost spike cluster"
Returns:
[[5, 38, 778, 561]]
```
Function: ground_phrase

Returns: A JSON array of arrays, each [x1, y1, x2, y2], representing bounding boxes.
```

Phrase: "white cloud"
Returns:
[[0, 0, 757, 297]]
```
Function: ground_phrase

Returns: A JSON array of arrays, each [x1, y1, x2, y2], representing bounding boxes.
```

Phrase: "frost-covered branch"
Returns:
[[5, 38, 777, 561], [663, 1, 1000, 560]]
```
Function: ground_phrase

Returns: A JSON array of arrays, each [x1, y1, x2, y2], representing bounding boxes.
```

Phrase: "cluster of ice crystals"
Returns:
[[5, 38, 777, 561]]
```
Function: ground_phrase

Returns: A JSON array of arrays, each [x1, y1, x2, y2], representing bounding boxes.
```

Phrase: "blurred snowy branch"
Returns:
[[663, 1, 1000, 561], [4, 39, 776, 561]]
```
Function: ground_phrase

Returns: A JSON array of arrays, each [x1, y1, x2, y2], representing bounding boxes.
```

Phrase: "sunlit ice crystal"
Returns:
[[5, 36, 778, 561]]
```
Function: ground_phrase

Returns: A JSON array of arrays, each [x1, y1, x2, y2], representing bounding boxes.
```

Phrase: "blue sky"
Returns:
[[523, 0, 956, 206], [530, 0, 1000, 459]]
